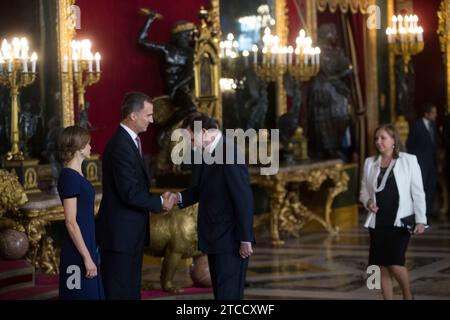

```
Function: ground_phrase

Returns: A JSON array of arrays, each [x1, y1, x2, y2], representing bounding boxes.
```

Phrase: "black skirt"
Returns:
[[369, 227, 411, 266]]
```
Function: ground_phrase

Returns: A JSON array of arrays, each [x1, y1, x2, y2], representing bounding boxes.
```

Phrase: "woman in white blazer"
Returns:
[[360, 124, 427, 300]]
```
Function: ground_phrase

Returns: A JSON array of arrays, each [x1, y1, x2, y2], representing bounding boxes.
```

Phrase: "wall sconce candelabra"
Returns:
[[252, 28, 287, 82], [64, 39, 101, 112], [0, 37, 37, 161], [287, 29, 321, 82], [386, 14, 424, 73], [252, 28, 320, 82]]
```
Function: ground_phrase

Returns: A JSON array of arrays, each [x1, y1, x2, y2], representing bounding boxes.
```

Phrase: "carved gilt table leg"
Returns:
[[323, 168, 350, 234], [268, 177, 288, 246]]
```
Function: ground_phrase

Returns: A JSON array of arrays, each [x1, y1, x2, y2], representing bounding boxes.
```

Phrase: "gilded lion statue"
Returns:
[[0, 170, 28, 231], [146, 203, 201, 293]]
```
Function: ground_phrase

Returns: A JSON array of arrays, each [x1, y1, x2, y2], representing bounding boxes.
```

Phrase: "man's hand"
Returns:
[[162, 192, 180, 212], [239, 242, 253, 259]]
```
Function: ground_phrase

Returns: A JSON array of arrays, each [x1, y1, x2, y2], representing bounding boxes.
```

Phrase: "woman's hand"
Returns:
[[84, 256, 97, 279], [367, 199, 379, 214], [413, 223, 426, 234]]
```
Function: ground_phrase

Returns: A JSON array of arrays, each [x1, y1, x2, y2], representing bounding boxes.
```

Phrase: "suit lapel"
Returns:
[[118, 127, 151, 181]]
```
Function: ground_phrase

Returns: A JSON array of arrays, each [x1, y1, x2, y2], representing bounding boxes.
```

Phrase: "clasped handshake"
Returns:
[[161, 192, 181, 212]]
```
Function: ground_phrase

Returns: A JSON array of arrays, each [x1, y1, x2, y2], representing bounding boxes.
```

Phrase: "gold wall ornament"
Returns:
[[317, 0, 372, 14], [0, 169, 28, 219], [3, 159, 40, 194], [85, 154, 101, 187], [64, 39, 102, 114], [250, 160, 349, 245], [194, 6, 222, 120], [0, 38, 38, 161]]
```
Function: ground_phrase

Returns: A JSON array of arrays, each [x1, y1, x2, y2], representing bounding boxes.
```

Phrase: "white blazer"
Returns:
[[360, 152, 427, 229]]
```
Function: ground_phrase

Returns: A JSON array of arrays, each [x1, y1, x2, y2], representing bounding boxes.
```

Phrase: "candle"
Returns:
[[262, 48, 267, 64], [73, 52, 79, 72], [315, 47, 321, 65], [295, 48, 300, 65], [242, 50, 249, 67], [30, 52, 37, 73], [95, 52, 101, 72], [8, 57, 12, 72], [304, 48, 309, 65], [88, 53, 93, 72], [392, 15, 397, 31], [252, 45, 258, 65], [271, 47, 276, 65], [0, 53, 4, 73], [63, 54, 68, 72], [12, 37, 20, 59], [288, 46, 293, 65], [22, 58, 28, 72], [417, 27, 423, 42]]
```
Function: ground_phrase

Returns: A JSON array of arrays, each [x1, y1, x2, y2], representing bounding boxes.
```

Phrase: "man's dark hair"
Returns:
[[181, 112, 221, 131], [422, 102, 437, 115], [121, 92, 152, 120]]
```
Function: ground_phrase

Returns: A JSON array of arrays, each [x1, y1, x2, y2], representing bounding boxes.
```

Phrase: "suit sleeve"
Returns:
[[410, 155, 427, 224], [224, 163, 254, 243], [110, 144, 162, 213], [359, 157, 371, 209], [406, 124, 418, 154], [179, 186, 200, 208]]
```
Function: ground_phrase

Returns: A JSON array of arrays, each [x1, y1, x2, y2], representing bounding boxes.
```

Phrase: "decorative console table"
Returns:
[[249, 159, 349, 245]]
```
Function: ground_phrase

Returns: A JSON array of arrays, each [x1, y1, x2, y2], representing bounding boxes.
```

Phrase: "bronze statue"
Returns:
[[19, 102, 41, 159], [395, 58, 416, 122], [138, 8, 197, 136], [308, 23, 353, 159]]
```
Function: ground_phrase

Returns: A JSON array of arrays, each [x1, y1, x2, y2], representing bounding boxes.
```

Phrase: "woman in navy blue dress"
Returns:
[[57, 126, 104, 300]]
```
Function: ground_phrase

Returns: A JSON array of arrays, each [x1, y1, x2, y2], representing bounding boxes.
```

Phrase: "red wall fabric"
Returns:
[[411, 0, 445, 124], [75, 0, 208, 155]]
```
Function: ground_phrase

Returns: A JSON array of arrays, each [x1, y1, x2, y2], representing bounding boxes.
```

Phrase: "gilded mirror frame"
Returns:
[[211, 0, 289, 120], [438, 0, 450, 114], [58, 0, 76, 127]]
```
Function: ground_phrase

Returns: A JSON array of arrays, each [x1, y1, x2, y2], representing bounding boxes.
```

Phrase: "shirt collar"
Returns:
[[120, 123, 138, 142], [206, 130, 222, 154], [422, 118, 430, 129]]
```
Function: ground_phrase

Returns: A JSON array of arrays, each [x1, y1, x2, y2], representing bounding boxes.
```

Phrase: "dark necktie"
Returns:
[[135, 136, 143, 156]]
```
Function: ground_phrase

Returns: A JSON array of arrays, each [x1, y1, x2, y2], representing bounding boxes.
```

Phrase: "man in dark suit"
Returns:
[[97, 92, 175, 299], [406, 102, 438, 220], [170, 112, 254, 300]]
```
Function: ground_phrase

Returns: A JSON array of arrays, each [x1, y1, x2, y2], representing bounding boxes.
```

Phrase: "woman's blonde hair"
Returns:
[[58, 126, 90, 163], [374, 123, 404, 159]]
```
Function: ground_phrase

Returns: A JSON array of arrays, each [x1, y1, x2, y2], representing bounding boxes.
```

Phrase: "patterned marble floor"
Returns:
[[141, 216, 450, 300]]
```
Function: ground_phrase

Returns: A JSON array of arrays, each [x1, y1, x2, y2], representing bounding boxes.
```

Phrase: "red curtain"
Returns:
[[75, 0, 208, 155]]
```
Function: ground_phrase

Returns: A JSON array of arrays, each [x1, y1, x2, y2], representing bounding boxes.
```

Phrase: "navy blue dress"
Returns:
[[57, 168, 104, 300]]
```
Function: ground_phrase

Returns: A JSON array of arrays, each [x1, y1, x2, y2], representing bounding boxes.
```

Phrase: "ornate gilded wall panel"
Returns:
[[438, 0, 450, 114], [275, 0, 289, 117], [194, 5, 222, 120], [58, 0, 76, 127]]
